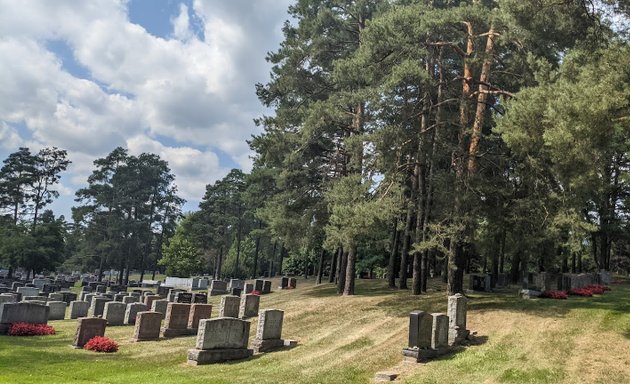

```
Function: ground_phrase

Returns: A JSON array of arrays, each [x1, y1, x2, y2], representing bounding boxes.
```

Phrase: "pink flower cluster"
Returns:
[[539, 290, 568, 299]]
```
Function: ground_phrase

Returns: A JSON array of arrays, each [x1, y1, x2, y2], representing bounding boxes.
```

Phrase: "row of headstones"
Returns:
[[279, 277, 297, 290], [72, 294, 264, 345], [519, 271, 612, 298], [208, 279, 274, 297], [402, 293, 468, 363]]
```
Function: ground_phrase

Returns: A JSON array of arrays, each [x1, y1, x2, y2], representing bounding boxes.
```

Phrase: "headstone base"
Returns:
[[162, 328, 196, 337], [402, 346, 450, 363], [252, 338, 285, 353], [448, 327, 470, 346], [187, 348, 253, 365]]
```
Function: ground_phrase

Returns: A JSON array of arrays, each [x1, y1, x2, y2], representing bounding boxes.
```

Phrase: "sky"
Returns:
[[0, 0, 293, 218]]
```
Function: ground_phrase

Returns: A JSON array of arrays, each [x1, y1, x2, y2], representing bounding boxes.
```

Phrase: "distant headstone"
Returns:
[[73, 317, 106, 348], [219, 295, 240, 318], [254, 279, 264, 292], [192, 292, 207, 304], [124, 302, 148, 325], [188, 304, 212, 330], [103, 302, 126, 326], [49, 293, 64, 302], [114, 293, 127, 302], [244, 283, 254, 294], [280, 277, 289, 289], [230, 287, 242, 297], [133, 311, 162, 341], [122, 296, 138, 304], [162, 303, 193, 337], [187, 318, 253, 365], [69, 301, 89, 319], [228, 279, 244, 291], [88, 297, 109, 317], [288, 278, 297, 289], [11, 282, 24, 291], [144, 294, 161, 309], [175, 292, 193, 304], [47, 301, 66, 320], [151, 299, 168, 316], [239, 294, 260, 319], [17, 286, 39, 297], [262, 281, 272, 294], [209, 280, 228, 296]]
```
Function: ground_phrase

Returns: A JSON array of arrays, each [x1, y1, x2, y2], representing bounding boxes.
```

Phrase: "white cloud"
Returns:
[[0, 0, 293, 216]]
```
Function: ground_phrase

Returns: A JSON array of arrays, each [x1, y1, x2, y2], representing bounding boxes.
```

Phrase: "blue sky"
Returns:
[[0, 0, 293, 218]]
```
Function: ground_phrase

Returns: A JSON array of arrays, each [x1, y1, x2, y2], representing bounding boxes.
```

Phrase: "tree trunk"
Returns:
[[343, 245, 356, 296], [447, 242, 465, 295], [252, 235, 261, 279], [387, 217, 399, 289], [329, 247, 339, 283], [399, 204, 414, 289], [337, 250, 348, 295], [316, 249, 325, 284]]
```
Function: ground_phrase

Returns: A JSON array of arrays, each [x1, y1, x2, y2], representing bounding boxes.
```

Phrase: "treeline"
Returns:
[[220, 0, 629, 296], [0, 147, 184, 284]]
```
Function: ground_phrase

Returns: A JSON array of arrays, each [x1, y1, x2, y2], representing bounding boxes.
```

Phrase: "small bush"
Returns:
[[8, 323, 56, 336], [539, 290, 568, 299], [84, 336, 119, 353]]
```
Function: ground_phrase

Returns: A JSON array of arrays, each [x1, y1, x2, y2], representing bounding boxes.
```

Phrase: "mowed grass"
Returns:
[[0, 277, 629, 384]]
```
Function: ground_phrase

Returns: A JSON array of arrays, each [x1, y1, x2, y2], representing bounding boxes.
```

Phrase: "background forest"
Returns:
[[1, 0, 629, 296]]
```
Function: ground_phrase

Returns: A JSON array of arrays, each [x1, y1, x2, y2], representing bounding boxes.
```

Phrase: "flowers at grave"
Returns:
[[8, 322, 56, 336], [252, 290, 261, 296], [84, 336, 119, 353], [568, 287, 594, 296], [586, 284, 610, 294], [539, 290, 568, 299]]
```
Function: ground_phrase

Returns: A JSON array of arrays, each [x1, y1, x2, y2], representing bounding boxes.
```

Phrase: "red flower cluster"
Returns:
[[84, 336, 119, 353], [251, 290, 261, 296], [568, 285, 610, 296], [540, 290, 568, 299], [8, 322, 56, 336]]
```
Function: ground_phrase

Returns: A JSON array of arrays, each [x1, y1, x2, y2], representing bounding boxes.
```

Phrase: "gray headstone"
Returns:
[[280, 277, 289, 289], [162, 303, 192, 337], [239, 294, 260, 319], [192, 292, 207, 303], [228, 279, 244, 290], [288, 278, 297, 289], [254, 279, 264, 292], [219, 295, 240, 318], [408, 310, 432, 348], [188, 304, 212, 329], [447, 294, 468, 345], [0, 302, 49, 325], [49, 293, 64, 302], [144, 294, 161, 309], [89, 297, 109, 317], [17, 286, 39, 297], [262, 280, 272, 294], [244, 283, 254, 294], [431, 313, 449, 350], [122, 295, 138, 304], [69, 301, 89, 319], [124, 302, 148, 325], [46, 301, 66, 320], [133, 311, 162, 341], [103, 302, 126, 326], [73, 317, 106, 348], [256, 309, 284, 340], [151, 299, 168, 316], [195, 317, 251, 350]]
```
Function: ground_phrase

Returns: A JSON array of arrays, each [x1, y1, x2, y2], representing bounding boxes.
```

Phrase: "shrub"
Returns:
[[585, 284, 610, 294], [539, 290, 568, 299], [84, 336, 119, 353], [8, 323, 56, 336]]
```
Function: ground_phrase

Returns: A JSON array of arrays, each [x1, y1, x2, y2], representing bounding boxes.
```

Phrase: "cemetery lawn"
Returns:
[[1, 278, 629, 384]]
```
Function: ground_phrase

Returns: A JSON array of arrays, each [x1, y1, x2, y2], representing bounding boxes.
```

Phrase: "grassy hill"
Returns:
[[1, 278, 628, 384]]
